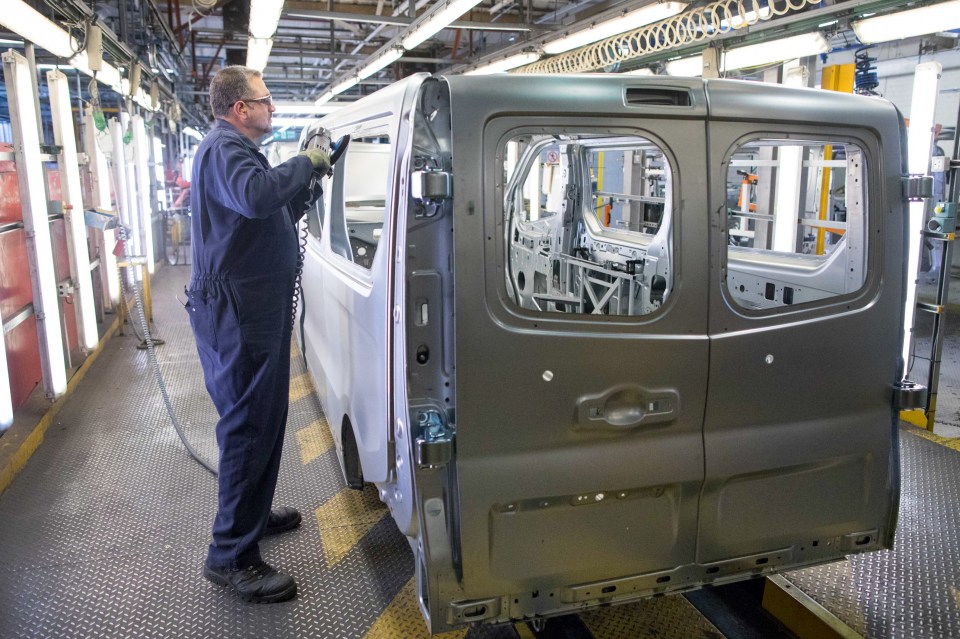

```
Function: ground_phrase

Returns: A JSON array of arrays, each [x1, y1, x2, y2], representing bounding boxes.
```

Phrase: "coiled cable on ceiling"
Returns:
[[516, 0, 822, 74]]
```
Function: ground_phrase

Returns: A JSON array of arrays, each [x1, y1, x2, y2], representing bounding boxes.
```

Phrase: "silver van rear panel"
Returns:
[[296, 73, 906, 633]]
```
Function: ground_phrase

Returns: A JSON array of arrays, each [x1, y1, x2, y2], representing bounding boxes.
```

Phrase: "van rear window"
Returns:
[[502, 133, 674, 317], [724, 138, 868, 309]]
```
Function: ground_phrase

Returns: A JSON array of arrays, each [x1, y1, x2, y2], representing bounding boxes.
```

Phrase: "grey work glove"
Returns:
[[298, 148, 331, 174]]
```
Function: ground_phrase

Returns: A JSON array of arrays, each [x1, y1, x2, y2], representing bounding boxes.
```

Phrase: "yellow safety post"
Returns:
[[816, 64, 855, 255]]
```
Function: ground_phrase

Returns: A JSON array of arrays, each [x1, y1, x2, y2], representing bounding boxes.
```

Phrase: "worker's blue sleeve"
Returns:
[[208, 137, 314, 219]]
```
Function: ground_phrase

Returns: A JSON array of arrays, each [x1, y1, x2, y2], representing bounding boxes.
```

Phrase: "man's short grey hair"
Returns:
[[210, 66, 261, 119]]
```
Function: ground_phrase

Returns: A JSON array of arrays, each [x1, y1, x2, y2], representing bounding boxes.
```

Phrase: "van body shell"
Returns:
[[296, 73, 907, 633]]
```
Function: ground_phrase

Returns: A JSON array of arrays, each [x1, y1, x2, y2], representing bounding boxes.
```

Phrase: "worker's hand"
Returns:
[[298, 148, 331, 174]]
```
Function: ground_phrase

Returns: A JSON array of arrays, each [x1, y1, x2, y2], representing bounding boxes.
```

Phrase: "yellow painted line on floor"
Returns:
[[904, 427, 960, 453], [514, 622, 537, 639], [316, 483, 388, 568], [363, 577, 467, 639], [289, 371, 315, 403], [0, 316, 121, 496], [295, 417, 334, 465]]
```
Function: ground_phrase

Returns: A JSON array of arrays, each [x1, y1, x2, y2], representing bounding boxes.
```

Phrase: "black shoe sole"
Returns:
[[263, 511, 302, 537], [203, 566, 298, 603]]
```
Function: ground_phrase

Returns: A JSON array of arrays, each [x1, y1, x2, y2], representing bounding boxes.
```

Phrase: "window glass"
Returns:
[[725, 138, 867, 309], [503, 133, 673, 317], [328, 133, 391, 269]]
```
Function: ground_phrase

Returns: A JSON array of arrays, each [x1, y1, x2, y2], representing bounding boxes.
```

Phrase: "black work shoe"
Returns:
[[264, 506, 302, 537], [203, 561, 297, 603]]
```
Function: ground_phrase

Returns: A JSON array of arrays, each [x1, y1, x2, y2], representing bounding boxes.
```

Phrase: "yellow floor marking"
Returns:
[[295, 418, 334, 465], [905, 427, 960, 453], [316, 484, 388, 568], [952, 586, 960, 610], [362, 577, 467, 639], [289, 371, 315, 402]]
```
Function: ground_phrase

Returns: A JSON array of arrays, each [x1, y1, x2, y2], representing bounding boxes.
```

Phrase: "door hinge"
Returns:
[[415, 410, 454, 469], [893, 379, 927, 410], [412, 170, 452, 202], [902, 175, 933, 201]]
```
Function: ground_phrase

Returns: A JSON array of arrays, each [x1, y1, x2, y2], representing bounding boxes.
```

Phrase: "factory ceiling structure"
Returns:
[[2, 0, 959, 129]]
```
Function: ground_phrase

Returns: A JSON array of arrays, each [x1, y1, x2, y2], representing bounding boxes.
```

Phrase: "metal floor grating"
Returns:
[[785, 426, 960, 638], [0, 265, 718, 639]]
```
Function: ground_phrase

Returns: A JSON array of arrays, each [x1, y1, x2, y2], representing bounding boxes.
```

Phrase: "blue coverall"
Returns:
[[187, 119, 314, 570]]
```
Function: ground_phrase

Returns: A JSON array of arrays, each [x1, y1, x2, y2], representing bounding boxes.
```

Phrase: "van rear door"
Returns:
[[442, 75, 710, 604], [698, 80, 903, 567]]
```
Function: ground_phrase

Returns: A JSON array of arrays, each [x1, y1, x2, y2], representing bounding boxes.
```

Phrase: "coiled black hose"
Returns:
[[855, 47, 880, 96]]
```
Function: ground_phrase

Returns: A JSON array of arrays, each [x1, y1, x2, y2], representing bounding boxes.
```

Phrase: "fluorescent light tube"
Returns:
[[133, 116, 156, 274], [624, 68, 655, 76], [246, 37, 273, 72], [543, 2, 687, 54], [723, 32, 829, 71], [0, 1, 77, 58], [0, 329, 12, 430], [665, 55, 703, 76], [249, 0, 285, 39], [331, 76, 359, 96], [465, 51, 542, 75], [402, 0, 485, 50], [853, 1, 960, 45], [314, 90, 335, 106], [5, 51, 67, 397], [357, 47, 403, 80], [183, 127, 204, 142], [902, 61, 942, 377], [47, 69, 99, 351], [274, 102, 345, 115]]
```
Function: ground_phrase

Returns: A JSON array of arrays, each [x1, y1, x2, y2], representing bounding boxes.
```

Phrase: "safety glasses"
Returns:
[[240, 93, 273, 107]]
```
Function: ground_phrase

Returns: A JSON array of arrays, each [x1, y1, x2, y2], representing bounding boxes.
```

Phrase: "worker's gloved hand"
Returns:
[[298, 148, 331, 174]]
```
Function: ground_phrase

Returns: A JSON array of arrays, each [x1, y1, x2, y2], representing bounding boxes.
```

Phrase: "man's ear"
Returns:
[[231, 100, 247, 120]]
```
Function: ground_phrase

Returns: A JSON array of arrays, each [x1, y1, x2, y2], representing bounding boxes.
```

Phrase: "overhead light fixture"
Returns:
[[314, 91, 335, 106], [249, 0, 285, 39], [542, 2, 687, 55], [852, 0, 960, 44], [274, 102, 345, 115], [0, 39, 25, 47], [902, 61, 942, 378], [0, 1, 77, 58], [183, 126, 204, 142], [723, 32, 829, 71], [330, 76, 360, 96], [465, 50, 542, 75], [357, 47, 404, 80], [246, 37, 273, 72], [272, 117, 330, 127], [402, 0, 485, 50], [665, 54, 703, 76]]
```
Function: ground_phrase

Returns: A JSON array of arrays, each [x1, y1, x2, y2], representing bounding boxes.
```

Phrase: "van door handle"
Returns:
[[575, 385, 680, 431]]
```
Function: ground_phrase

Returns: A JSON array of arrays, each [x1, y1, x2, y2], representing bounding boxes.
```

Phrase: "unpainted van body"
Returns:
[[295, 73, 908, 633]]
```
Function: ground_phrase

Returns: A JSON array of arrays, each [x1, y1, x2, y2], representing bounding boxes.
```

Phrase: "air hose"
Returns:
[[116, 224, 219, 476]]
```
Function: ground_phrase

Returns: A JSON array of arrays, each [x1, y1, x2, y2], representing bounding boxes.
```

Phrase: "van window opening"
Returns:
[[502, 133, 674, 317], [328, 132, 392, 269], [724, 138, 868, 310]]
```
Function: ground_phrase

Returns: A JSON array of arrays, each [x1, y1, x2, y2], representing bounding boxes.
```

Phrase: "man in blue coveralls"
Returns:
[[186, 66, 330, 603]]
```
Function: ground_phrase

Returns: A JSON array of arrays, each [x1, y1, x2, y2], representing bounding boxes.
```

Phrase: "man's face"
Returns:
[[241, 76, 275, 137]]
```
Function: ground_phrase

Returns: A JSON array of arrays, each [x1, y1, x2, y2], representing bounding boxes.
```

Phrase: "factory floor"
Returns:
[[2, 263, 960, 638]]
